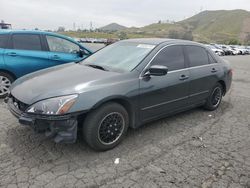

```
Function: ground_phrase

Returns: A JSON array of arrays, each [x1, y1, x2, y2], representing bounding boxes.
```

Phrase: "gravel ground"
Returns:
[[0, 56, 249, 188]]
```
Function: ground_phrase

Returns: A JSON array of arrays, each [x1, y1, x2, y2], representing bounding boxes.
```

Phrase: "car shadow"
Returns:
[[5, 101, 232, 168]]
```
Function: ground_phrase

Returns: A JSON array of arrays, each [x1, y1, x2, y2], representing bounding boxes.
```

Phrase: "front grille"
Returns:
[[10, 95, 28, 112]]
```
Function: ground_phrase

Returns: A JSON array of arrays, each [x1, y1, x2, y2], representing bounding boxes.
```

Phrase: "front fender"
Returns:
[[69, 76, 139, 111], [91, 95, 132, 109]]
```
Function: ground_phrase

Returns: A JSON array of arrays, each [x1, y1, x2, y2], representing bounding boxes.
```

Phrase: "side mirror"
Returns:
[[144, 65, 168, 77], [79, 49, 89, 57]]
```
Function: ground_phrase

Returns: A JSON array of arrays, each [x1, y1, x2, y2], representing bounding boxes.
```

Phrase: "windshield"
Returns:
[[81, 42, 155, 72]]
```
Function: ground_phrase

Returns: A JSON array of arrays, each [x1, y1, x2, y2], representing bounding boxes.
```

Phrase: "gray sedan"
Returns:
[[6, 38, 232, 151]]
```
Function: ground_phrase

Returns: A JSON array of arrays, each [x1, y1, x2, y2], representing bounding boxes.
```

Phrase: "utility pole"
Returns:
[[200, 6, 203, 12], [90, 21, 93, 31]]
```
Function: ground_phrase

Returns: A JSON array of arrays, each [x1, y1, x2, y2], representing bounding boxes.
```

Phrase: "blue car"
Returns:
[[0, 30, 92, 98]]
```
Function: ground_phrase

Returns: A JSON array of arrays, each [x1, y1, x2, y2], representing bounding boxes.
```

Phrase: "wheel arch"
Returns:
[[90, 96, 136, 128], [0, 69, 17, 80], [218, 80, 226, 95]]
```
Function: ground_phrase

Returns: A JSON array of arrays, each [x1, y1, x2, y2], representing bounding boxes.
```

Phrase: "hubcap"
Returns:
[[0, 76, 11, 96], [98, 112, 125, 145], [211, 87, 222, 107]]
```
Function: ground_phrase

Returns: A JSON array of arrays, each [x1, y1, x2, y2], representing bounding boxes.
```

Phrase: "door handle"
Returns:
[[51, 55, 60, 60], [6, 52, 17, 57], [211, 68, 217, 73], [179, 75, 189, 81]]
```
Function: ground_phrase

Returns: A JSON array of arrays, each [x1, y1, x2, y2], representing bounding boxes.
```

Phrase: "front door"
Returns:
[[45, 35, 84, 65], [139, 45, 190, 122]]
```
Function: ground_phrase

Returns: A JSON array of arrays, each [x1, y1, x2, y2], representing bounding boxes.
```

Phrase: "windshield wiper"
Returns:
[[85, 64, 109, 71]]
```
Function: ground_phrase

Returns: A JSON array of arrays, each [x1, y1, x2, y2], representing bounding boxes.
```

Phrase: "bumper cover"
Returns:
[[7, 97, 78, 144]]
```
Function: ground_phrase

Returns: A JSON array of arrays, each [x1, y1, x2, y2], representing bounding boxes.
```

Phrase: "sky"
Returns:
[[1, 0, 250, 30]]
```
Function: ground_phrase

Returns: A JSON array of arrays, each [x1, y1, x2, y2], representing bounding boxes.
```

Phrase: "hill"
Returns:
[[180, 9, 250, 43], [123, 9, 250, 43], [62, 9, 250, 44], [99, 23, 127, 31]]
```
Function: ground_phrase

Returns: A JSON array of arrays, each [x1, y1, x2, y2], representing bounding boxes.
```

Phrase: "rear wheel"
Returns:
[[204, 83, 223, 111], [0, 72, 14, 98], [83, 102, 129, 151]]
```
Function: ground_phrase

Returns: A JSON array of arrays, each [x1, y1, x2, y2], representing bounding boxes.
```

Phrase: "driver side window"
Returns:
[[46, 35, 80, 53], [151, 45, 185, 71]]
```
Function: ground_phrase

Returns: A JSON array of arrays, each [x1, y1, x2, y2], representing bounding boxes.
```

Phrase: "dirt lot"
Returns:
[[0, 56, 250, 188]]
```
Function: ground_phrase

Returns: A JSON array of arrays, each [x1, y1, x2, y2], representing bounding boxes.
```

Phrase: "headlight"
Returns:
[[26, 95, 78, 115]]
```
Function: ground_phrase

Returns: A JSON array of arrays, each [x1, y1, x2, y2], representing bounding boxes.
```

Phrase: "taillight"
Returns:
[[228, 69, 233, 76]]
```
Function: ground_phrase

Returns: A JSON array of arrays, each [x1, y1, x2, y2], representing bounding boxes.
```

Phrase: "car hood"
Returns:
[[11, 63, 120, 104]]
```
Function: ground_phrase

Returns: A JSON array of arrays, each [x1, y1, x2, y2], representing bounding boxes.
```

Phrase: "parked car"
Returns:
[[78, 41, 106, 52], [230, 46, 243, 55], [246, 46, 250, 54], [237, 46, 250, 55], [6, 39, 232, 151], [206, 45, 225, 56], [227, 46, 239, 55], [220, 45, 233, 55], [0, 30, 92, 98], [211, 44, 230, 56]]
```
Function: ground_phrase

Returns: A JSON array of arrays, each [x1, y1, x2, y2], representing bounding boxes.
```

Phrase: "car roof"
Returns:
[[0, 29, 60, 35], [0, 29, 93, 53], [0, 29, 48, 34], [122, 38, 203, 46], [0, 29, 74, 40], [0, 29, 11, 34], [122, 38, 173, 45]]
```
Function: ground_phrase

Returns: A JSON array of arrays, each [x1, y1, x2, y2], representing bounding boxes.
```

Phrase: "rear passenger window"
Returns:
[[0, 35, 8, 48], [208, 53, 217, 64], [12, 34, 42, 51], [186, 46, 209, 67], [151, 46, 185, 71]]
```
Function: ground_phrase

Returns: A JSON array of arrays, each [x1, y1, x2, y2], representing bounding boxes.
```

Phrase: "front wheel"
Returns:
[[0, 72, 14, 99], [204, 83, 223, 111], [83, 102, 129, 151]]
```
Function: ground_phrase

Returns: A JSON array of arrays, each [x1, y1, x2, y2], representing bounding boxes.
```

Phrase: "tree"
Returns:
[[244, 33, 250, 45], [168, 29, 193, 41], [168, 30, 180, 39], [228, 39, 240, 45], [182, 31, 193, 41], [57, 26, 65, 32], [118, 32, 128, 40]]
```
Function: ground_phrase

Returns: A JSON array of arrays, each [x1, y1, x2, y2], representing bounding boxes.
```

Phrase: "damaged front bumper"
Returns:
[[6, 97, 80, 144]]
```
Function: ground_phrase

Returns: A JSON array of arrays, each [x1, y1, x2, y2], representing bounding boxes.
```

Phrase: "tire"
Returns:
[[83, 102, 129, 151], [0, 72, 14, 99], [204, 83, 223, 111]]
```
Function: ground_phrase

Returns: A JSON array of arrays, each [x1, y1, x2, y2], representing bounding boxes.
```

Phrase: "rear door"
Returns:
[[139, 45, 190, 122], [4, 33, 50, 77], [185, 45, 222, 104], [0, 34, 9, 68], [45, 35, 84, 65]]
